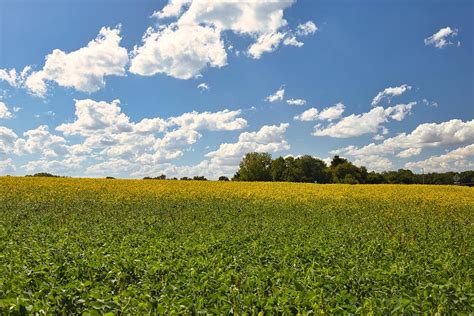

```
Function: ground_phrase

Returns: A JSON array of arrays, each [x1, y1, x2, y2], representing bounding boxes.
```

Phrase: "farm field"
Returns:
[[0, 177, 473, 314]]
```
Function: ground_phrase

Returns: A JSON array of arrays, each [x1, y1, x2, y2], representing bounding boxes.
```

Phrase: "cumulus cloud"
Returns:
[[265, 86, 285, 102], [205, 123, 290, 167], [313, 103, 415, 138], [286, 98, 306, 106], [335, 119, 474, 163], [424, 26, 459, 49], [0, 126, 18, 154], [0, 66, 31, 88], [405, 144, 474, 172], [353, 155, 393, 172], [248, 32, 285, 59], [283, 36, 304, 47], [23, 156, 86, 174], [317, 103, 346, 121], [24, 27, 128, 97], [397, 147, 422, 158], [129, 24, 226, 79], [133, 1, 311, 79], [371, 84, 411, 107], [197, 82, 210, 91], [294, 103, 345, 122], [294, 107, 318, 121], [0, 158, 16, 174], [296, 21, 318, 36], [14, 125, 69, 158], [169, 109, 247, 131], [0, 102, 13, 119], [45, 98, 248, 176]]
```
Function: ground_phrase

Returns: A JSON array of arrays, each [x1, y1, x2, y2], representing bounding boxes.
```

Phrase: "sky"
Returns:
[[0, 0, 473, 179]]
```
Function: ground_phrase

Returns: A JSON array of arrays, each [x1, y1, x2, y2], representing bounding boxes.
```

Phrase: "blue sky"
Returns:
[[0, 0, 473, 178]]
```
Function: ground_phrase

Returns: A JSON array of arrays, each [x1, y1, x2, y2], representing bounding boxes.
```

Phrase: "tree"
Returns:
[[233, 152, 272, 181], [193, 176, 207, 181], [218, 176, 230, 181], [283, 156, 303, 182], [296, 155, 330, 183], [180, 177, 191, 180], [331, 161, 366, 183], [271, 157, 287, 181], [330, 155, 348, 168]]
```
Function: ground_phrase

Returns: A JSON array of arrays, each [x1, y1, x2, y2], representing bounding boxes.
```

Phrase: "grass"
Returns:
[[0, 177, 472, 314]]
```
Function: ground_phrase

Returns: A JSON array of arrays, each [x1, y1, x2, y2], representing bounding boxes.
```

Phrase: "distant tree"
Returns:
[[296, 155, 330, 183], [233, 152, 272, 181], [459, 171, 474, 184], [171, 177, 178, 180], [156, 174, 167, 180], [283, 156, 303, 182], [218, 176, 230, 181], [271, 157, 287, 181], [342, 174, 359, 184], [331, 161, 366, 184], [105, 176, 115, 179], [367, 171, 385, 184], [31, 172, 59, 178], [330, 155, 348, 168], [180, 177, 191, 180], [193, 176, 207, 181]]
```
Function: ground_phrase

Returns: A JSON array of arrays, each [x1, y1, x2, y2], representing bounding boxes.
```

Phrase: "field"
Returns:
[[0, 177, 473, 314]]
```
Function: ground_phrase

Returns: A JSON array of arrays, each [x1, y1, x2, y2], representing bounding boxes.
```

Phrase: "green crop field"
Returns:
[[0, 177, 473, 314]]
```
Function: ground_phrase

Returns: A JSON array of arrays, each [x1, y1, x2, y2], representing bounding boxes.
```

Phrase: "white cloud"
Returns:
[[152, 0, 190, 19], [314, 103, 414, 138], [47, 98, 248, 176], [174, 0, 294, 35], [371, 84, 411, 107], [14, 125, 69, 158], [317, 103, 346, 121], [168, 109, 247, 131], [0, 102, 13, 119], [385, 102, 416, 121], [135, 0, 299, 79], [0, 66, 31, 88], [405, 144, 474, 172], [56, 99, 132, 136], [353, 155, 393, 172], [24, 27, 128, 97], [206, 123, 290, 167], [23, 156, 86, 174], [397, 147, 422, 158], [286, 98, 306, 106], [296, 21, 318, 36], [335, 119, 474, 160], [248, 32, 285, 59], [0, 158, 16, 174], [197, 82, 210, 91], [294, 107, 318, 121], [0, 126, 18, 154], [265, 86, 285, 102], [294, 103, 345, 122], [424, 26, 459, 49], [130, 24, 226, 79], [283, 36, 304, 47]]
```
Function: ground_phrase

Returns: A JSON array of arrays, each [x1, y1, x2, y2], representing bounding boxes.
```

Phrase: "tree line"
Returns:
[[231, 152, 474, 185], [21, 154, 474, 185]]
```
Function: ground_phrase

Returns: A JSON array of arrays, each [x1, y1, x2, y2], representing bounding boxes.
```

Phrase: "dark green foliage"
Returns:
[[193, 176, 207, 181], [235, 153, 471, 185], [25, 172, 60, 178], [233, 152, 272, 181], [218, 176, 230, 181]]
